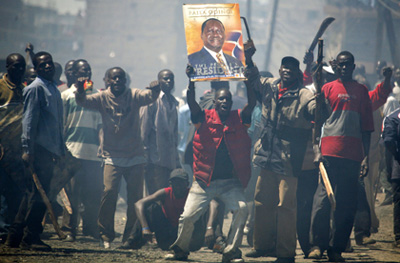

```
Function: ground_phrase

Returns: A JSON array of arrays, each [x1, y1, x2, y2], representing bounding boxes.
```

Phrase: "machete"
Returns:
[[307, 17, 335, 53]]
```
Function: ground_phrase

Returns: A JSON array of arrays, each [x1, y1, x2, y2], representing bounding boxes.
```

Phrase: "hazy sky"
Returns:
[[23, 0, 86, 15]]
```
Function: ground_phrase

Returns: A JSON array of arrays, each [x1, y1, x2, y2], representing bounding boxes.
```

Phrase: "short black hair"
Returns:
[[201, 18, 225, 34], [214, 87, 232, 99], [157, 69, 173, 80], [72, 59, 89, 73], [6, 53, 25, 68], [337, 51, 354, 64], [32, 51, 52, 69]]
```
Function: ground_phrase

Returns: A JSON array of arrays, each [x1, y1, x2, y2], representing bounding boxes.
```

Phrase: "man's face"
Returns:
[[394, 68, 400, 83], [336, 54, 355, 81], [35, 54, 55, 81], [170, 179, 188, 199], [214, 88, 232, 118], [107, 68, 126, 96], [279, 63, 298, 85], [201, 20, 225, 53], [7, 56, 26, 84], [65, 61, 75, 84], [158, 70, 174, 94], [24, 68, 37, 85], [74, 61, 92, 83]]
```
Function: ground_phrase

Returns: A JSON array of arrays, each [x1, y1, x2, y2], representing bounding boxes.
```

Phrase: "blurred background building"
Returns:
[[0, 0, 399, 95]]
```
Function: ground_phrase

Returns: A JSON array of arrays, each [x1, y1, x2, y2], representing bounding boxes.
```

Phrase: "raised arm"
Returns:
[[186, 65, 202, 124], [240, 78, 256, 125]]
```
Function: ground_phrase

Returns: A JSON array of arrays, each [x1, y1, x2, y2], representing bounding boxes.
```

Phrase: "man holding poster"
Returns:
[[183, 4, 246, 81]]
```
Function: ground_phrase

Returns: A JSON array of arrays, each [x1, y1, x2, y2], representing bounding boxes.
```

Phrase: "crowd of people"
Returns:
[[0, 33, 400, 263]]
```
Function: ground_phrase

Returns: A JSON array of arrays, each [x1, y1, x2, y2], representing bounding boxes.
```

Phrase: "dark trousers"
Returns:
[[61, 159, 103, 237], [98, 163, 143, 242], [392, 179, 400, 242], [144, 163, 171, 195], [126, 202, 206, 251], [7, 145, 57, 245], [0, 166, 23, 236], [310, 157, 360, 253], [354, 178, 371, 240], [296, 168, 319, 256]]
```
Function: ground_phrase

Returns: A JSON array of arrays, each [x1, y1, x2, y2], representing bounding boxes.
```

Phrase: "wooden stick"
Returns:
[[31, 168, 66, 239], [60, 188, 73, 215], [319, 162, 336, 211]]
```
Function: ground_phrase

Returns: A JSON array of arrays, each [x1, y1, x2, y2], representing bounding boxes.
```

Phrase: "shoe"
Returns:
[[355, 236, 376, 246], [243, 226, 250, 235], [274, 257, 295, 263], [165, 246, 189, 261], [20, 239, 52, 251], [245, 249, 275, 258], [100, 240, 111, 249], [370, 227, 378, 234], [344, 240, 353, 252], [327, 250, 344, 262], [308, 247, 322, 259], [222, 248, 244, 263], [64, 234, 75, 242], [213, 237, 226, 254]]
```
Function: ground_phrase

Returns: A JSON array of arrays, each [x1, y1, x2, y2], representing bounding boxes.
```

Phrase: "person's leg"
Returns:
[[145, 164, 170, 195], [354, 178, 374, 245], [171, 180, 212, 253], [80, 160, 103, 238], [309, 158, 337, 256], [98, 164, 122, 242], [122, 164, 144, 243], [392, 179, 400, 245], [22, 145, 56, 246], [149, 203, 177, 250], [252, 169, 279, 252], [275, 174, 298, 259], [330, 158, 360, 254], [61, 158, 83, 239], [296, 169, 318, 257], [217, 179, 248, 256], [365, 152, 380, 231]]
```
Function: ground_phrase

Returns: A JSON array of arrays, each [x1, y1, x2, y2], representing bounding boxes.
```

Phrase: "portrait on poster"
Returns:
[[183, 3, 246, 82]]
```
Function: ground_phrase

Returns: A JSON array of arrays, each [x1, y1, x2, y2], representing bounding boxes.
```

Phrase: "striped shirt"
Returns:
[[321, 79, 374, 162], [62, 84, 102, 161]]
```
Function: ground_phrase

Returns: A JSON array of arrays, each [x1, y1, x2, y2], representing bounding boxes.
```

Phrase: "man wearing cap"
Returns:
[[119, 168, 204, 251], [244, 46, 315, 262]]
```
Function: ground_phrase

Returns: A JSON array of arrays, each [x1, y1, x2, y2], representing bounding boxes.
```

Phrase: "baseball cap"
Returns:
[[169, 168, 189, 182], [281, 56, 300, 68]]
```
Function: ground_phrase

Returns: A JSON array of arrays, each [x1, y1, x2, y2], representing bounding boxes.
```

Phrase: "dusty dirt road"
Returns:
[[1, 193, 399, 263]]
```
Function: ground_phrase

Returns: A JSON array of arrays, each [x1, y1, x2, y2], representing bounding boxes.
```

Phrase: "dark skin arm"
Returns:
[[25, 43, 35, 65], [360, 131, 371, 178], [240, 76, 256, 124], [134, 189, 166, 242], [186, 65, 202, 118], [382, 66, 393, 90]]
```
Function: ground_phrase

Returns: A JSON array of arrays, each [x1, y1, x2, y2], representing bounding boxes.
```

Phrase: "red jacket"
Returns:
[[192, 109, 251, 188]]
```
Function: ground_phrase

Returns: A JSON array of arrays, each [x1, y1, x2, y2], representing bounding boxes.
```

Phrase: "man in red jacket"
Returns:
[[165, 65, 255, 263]]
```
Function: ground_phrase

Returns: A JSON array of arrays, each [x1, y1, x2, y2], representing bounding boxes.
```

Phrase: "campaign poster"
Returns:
[[183, 3, 246, 82]]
